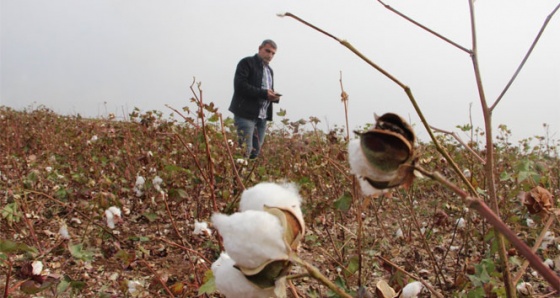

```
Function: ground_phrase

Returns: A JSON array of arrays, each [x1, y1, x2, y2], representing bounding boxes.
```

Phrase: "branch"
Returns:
[[279, 12, 478, 197], [490, 3, 560, 111], [291, 256, 353, 298], [376, 255, 445, 298], [376, 0, 471, 54], [415, 166, 560, 289], [430, 125, 486, 165]]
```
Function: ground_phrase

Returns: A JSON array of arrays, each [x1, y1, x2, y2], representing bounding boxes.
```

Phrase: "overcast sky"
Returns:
[[1, 0, 559, 144]]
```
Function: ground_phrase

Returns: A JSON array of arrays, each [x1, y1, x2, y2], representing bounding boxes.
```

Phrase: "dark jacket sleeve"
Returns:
[[233, 57, 268, 100]]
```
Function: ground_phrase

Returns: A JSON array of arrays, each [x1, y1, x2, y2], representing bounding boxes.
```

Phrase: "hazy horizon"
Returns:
[[2, 0, 559, 144]]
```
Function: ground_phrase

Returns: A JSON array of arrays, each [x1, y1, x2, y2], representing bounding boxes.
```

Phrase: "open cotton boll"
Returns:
[[31, 260, 43, 275], [212, 211, 288, 269], [134, 176, 145, 197], [212, 252, 276, 298], [59, 223, 70, 239], [401, 281, 424, 298], [152, 176, 163, 191], [240, 182, 303, 220], [105, 206, 122, 229], [348, 139, 394, 196], [193, 220, 212, 236]]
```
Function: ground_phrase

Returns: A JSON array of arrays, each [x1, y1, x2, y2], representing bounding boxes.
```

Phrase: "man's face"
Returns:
[[258, 44, 276, 64]]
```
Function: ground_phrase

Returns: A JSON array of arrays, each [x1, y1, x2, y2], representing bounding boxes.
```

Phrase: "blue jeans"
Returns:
[[234, 115, 267, 159]]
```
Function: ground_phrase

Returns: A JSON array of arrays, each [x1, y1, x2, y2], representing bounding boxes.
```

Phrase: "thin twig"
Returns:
[[279, 12, 478, 197], [415, 166, 560, 289], [376, 0, 471, 54], [218, 113, 245, 192], [491, 3, 560, 111], [512, 213, 556, 285], [139, 259, 175, 297], [376, 255, 445, 298], [190, 80, 218, 213], [156, 237, 211, 267], [292, 255, 353, 298], [159, 191, 185, 247], [430, 125, 485, 165]]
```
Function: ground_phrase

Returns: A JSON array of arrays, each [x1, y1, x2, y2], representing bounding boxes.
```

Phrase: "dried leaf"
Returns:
[[522, 186, 554, 214], [375, 279, 397, 298]]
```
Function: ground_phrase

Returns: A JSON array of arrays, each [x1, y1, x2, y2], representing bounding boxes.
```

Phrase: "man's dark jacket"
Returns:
[[228, 54, 274, 121]]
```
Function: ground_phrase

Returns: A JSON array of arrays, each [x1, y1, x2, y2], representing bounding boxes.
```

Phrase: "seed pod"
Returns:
[[350, 113, 417, 194]]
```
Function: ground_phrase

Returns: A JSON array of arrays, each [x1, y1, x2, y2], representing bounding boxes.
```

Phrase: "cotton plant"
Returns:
[[211, 182, 305, 297]]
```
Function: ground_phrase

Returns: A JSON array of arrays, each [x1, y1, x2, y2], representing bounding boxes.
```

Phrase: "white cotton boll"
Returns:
[[455, 218, 466, 229], [212, 252, 276, 298], [90, 135, 98, 142], [135, 176, 145, 187], [59, 224, 70, 239], [105, 206, 122, 229], [127, 280, 143, 295], [152, 176, 163, 191], [31, 260, 43, 275], [516, 282, 533, 296], [543, 258, 554, 269], [212, 211, 287, 269], [134, 176, 145, 197], [526, 218, 536, 228], [45, 166, 53, 173], [463, 169, 471, 178], [401, 281, 424, 298], [236, 158, 248, 166], [239, 182, 304, 222], [540, 231, 555, 249], [193, 220, 212, 236], [395, 228, 404, 239], [347, 139, 394, 196]]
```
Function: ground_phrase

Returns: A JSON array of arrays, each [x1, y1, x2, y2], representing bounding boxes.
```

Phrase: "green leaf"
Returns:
[[56, 277, 71, 294], [1, 202, 23, 224], [345, 255, 360, 276], [69, 243, 94, 262], [334, 193, 352, 212], [142, 212, 158, 222], [208, 114, 219, 122], [276, 108, 287, 117], [164, 164, 190, 173], [0, 239, 37, 255], [198, 269, 216, 295]]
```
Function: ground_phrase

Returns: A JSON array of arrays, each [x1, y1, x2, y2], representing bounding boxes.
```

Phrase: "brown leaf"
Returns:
[[375, 279, 397, 298], [522, 186, 554, 215]]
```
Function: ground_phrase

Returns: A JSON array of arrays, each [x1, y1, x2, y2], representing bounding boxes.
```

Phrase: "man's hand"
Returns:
[[267, 89, 281, 102]]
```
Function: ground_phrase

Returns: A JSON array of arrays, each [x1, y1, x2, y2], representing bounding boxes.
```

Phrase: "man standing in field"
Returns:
[[228, 39, 281, 160]]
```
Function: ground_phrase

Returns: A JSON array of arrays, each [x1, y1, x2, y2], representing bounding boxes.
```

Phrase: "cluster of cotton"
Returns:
[[133, 176, 145, 197], [87, 135, 98, 145], [211, 182, 305, 298], [152, 176, 163, 192], [59, 223, 70, 239], [105, 206, 122, 229], [193, 220, 212, 236]]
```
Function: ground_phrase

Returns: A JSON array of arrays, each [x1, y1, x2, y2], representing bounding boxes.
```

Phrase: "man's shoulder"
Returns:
[[240, 54, 261, 63]]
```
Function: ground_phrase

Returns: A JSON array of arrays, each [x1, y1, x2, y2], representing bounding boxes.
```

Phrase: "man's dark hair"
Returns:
[[260, 39, 277, 49]]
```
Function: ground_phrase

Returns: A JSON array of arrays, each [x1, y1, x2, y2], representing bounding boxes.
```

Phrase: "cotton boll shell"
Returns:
[[212, 211, 288, 269], [348, 139, 394, 196], [212, 252, 276, 298]]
